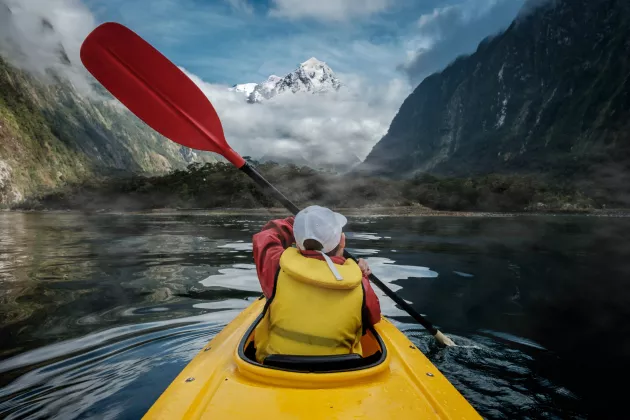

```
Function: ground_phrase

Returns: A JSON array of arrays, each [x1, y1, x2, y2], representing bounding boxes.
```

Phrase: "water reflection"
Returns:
[[199, 264, 260, 292], [217, 241, 253, 251], [0, 311, 240, 419], [1, 212, 627, 419]]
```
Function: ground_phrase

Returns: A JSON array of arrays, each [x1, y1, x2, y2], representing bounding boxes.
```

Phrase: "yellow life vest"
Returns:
[[255, 247, 365, 362]]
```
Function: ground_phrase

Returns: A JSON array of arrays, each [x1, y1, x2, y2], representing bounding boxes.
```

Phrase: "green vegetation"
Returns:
[[0, 56, 91, 202], [15, 162, 597, 213], [0, 55, 217, 205], [403, 173, 594, 212]]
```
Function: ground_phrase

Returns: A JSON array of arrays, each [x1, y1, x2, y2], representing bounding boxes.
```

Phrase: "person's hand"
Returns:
[[357, 259, 372, 277]]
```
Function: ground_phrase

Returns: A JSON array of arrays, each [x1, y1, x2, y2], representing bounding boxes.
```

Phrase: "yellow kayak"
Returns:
[[144, 298, 481, 419]]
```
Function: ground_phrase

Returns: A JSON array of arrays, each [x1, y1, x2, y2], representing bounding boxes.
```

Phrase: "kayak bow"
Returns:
[[144, 299, 481, 419]]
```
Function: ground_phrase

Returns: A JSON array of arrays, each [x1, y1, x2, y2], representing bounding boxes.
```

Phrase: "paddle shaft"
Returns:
[[78, 23, 452, 344], [241, 164, 300, 214], [240, 163, 440, 336]]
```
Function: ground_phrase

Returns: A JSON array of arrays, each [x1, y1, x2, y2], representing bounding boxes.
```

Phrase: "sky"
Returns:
[[0, 0, 527, 161], [81, 0, 526, 86]]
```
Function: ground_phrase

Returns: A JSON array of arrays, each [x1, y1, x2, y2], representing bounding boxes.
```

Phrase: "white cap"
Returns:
[[294, 205, 347, 254]]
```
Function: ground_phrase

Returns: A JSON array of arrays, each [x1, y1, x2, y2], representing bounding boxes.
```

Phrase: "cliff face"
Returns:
[[361, 0, 630, 184], [0, 56, 217, 205]]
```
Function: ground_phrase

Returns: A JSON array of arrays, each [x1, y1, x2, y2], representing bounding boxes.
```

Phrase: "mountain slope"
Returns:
[[361, 0, 630, 186], [0, 55, 217, 205], [231, 58, 352, 171], [233, 57, 341, 103]]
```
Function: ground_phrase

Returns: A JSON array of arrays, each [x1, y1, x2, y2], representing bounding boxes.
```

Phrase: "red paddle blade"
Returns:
[[80, 22, 245, 168]]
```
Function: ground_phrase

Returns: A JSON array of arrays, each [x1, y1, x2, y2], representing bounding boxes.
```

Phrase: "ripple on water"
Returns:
[[477, 330, 547, 351], [217, 241, 253, 251], [199, 264, 260, 293], [0, 214, 591, 419], [346, 232, 382, 241], [453, 271, 475, 278], [193, 297, 256, 311], [367, 257, 438, 293], [345, 248, 380, 256], [400, 330, 582, 420], [0, 310, 242, 419]]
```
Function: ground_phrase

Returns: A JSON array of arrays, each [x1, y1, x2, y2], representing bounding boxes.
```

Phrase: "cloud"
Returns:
[[517, 0, 553, 18], [0, 0, 410, 167], [225, 0, 254, 15], [401, 0, 525, 85], [269, 0, 392, 22], [0, 0, 97, 93], [181, 67, 410, 163]]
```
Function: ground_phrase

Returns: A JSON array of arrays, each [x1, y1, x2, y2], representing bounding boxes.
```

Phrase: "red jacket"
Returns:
[[252, 217, 381, 328]]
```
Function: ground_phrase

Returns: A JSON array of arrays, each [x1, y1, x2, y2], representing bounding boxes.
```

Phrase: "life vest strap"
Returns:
[[270, 325, 354, 349]]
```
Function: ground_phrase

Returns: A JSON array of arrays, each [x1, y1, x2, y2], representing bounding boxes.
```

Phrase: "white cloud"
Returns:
[[418, 0, 504, 30], [269, 0, 392, 22], [0, 0, 411, 168], [0, 0, 97, 93], [225, 0, 254, 15], [181, 67, 410, 163], [418, 5, 456, 28], [401, 0, 525, 84]]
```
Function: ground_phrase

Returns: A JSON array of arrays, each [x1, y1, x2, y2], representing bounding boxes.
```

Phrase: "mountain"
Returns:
[[232, 57, 341, 103], [232, 58, 348, 171], [360, 0, 630, 189], [0, 17, 217, 205], [259, 152, 310, 167], [232, 82, 257, 97]]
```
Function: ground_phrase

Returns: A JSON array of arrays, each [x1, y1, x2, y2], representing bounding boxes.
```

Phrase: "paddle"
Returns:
[[80, 22, 456, 347]]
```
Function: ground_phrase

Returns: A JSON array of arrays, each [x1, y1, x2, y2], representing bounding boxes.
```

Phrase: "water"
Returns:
[[1, 212, 629, 419]]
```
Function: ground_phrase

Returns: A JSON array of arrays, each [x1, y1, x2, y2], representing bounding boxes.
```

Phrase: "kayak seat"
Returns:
[[243, 341, 384, 372], [244, 341, 366, 365], [239, 313, 387, 373], [263, 354, 363, 372]]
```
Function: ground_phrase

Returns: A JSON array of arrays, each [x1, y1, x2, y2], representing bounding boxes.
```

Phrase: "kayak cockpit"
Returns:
[[237, 311, 387, 374], [144, 299, 483, 419]]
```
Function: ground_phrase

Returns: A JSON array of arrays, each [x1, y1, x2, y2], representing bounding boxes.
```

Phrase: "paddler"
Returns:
[[252, 205, 381, 362]]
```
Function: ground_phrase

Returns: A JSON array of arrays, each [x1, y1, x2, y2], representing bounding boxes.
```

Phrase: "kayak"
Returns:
[[143, 298, 481, 419]]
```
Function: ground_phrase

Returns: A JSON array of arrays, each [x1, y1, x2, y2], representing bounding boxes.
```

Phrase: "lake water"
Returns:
[[1, 211, 629, 419]]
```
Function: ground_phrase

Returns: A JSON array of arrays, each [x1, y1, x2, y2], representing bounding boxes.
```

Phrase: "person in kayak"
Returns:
[[252, 205, 381, 362]]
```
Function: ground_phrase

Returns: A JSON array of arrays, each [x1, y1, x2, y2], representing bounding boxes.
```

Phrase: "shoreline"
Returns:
[[4, 206, 629, 218]]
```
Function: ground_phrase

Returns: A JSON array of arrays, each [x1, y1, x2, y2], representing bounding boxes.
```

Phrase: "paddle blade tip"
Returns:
[[79, 21, 245, 166], [435, 331, 457, 347]]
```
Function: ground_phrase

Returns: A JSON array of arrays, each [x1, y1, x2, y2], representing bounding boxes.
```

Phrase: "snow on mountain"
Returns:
[[261, 75, 282, 92], [231, 82, 257, 96], [234, 58, 341, 103]]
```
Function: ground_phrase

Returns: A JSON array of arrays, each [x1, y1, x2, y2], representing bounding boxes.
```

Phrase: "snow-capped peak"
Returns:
[[301, 57, 326, 69], [233, 58, 341, 103], [261, 75, 282, 90], [266, 75, 282, 83], [230, 82, 257, 96]]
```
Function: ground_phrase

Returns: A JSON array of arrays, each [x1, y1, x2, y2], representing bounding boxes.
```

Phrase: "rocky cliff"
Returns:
[[361, 0, 630, 188], [0, 56, 217, 205], [232, 57, 341, 103]]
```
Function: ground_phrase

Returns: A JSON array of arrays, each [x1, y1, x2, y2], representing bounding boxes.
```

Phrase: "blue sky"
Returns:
[[0, 0, 528, 160], [83, 0, 526, 86]]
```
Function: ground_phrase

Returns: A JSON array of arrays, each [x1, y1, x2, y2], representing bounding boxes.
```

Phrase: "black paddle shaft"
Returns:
[[240, 163, 440, 336]]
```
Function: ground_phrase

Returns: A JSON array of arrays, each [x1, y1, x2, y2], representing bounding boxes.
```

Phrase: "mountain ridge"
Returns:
[[360, 0, 630, 202], [232, 57, 341, 103], [0, 54, 217, 205]]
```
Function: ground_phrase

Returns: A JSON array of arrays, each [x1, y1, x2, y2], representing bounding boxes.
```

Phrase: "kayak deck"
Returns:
[[144, 298, 481, 419]]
